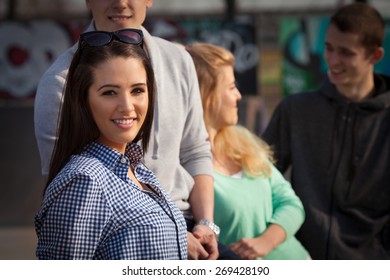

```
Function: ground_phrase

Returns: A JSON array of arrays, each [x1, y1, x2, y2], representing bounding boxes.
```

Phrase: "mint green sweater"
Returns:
[[214, 165, 309, 260]]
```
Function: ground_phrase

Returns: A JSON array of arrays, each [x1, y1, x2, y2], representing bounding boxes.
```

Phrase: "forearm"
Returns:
[[188, 174, 214, 222], [258, 224, 286, 254], [187, 174, 218, 260]]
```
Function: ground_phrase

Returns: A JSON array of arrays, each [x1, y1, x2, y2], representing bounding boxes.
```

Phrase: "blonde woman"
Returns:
[[186, 43, 309, 260]]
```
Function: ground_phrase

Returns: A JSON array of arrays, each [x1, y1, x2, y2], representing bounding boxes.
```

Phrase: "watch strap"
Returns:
[[197, 219, 220, 238]]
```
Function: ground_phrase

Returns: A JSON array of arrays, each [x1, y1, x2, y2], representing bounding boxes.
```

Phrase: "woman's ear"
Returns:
[[371, 47, 384, 64], [146, 0, 153, 9]]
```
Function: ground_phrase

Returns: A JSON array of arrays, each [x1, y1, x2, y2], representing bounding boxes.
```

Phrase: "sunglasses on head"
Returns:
[[79, 29, 143, 47]]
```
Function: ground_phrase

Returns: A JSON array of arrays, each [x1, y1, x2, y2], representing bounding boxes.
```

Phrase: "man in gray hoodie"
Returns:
[[34, 0, 228, 260]]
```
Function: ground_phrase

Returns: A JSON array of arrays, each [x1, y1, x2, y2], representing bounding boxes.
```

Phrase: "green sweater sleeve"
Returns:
[[268, 164, 305, 239]]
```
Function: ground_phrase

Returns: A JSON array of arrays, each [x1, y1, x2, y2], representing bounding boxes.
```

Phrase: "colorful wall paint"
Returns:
[[0, 16, 258, 100], [145, 16, 258, 95], [0, 20, 88, 100]]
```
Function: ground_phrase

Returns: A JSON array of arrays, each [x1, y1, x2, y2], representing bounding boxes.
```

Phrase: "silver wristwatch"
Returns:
[[198, 219, 220, 238]]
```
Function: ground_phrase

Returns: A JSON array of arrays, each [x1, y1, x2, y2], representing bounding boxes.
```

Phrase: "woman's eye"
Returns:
[[230, 83, 238, 90], [102, 90, 116, 96], [132, 87, 146, 95]]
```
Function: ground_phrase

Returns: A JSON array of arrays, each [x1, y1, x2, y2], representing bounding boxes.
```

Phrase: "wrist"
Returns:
[[255, 235, 274, 256], [197, 219, 220, 239]]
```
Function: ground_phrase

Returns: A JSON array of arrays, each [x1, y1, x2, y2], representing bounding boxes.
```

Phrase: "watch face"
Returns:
[[199, 219, 220, 236]]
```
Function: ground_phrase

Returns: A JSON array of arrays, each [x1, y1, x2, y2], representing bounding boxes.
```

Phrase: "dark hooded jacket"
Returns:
[[263, 74, 390, 259]]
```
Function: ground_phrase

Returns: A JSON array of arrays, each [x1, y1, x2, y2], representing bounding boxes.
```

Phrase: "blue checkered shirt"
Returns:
[[35, 142, 187, 259]]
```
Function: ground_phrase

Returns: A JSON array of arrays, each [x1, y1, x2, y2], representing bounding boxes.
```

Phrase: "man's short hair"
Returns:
[[330, 3, 385, 54]]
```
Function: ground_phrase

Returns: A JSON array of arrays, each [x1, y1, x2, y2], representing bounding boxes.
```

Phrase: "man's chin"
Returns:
[[328, 72, 346, 85], [102, 21, 141, 31]]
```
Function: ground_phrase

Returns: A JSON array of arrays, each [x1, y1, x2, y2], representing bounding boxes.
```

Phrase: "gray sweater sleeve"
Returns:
[[34, 46, 75, 175]]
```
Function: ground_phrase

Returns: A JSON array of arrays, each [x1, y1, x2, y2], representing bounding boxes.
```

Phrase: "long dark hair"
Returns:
[[46, 40, 155, 189]]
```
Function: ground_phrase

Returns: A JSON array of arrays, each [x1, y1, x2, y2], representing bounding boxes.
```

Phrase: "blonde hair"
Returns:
[[187, 43, 274, 177], [214, 125, 274, 177], [186, 43, 234, 126]]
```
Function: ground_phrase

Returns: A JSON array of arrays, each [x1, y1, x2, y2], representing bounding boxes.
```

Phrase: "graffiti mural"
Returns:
[[145, 16, 259, 95], [0, 17, 257, 100], [0, 20, 87, 100], [280, 16, 390, 96]]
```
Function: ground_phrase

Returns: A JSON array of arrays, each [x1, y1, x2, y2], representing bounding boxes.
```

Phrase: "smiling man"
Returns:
[[263, 3, 390, 259]]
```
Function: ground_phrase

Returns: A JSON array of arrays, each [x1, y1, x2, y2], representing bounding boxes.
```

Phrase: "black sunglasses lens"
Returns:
[[82, 32, 112, 46], [117, 30, 142, 44]]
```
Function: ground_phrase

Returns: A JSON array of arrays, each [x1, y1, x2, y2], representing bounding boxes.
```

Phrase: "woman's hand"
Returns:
[[229, 224, 286, 260]]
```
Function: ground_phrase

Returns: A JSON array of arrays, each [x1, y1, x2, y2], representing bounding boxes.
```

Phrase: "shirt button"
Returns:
[[120, 157, 126, 164]]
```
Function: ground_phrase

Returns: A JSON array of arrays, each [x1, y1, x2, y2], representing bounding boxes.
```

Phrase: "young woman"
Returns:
[[186, 43, 309, 260], [34, 29, 187, 260]]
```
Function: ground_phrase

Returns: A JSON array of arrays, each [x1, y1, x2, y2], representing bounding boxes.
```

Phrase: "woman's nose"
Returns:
[[118, 94, 134, 112], [236, 89, 242, 100]]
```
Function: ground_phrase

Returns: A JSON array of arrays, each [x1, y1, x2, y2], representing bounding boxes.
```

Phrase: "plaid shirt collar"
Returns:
[[83, 142, 163, 196], [83, 142, 143, 169]]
